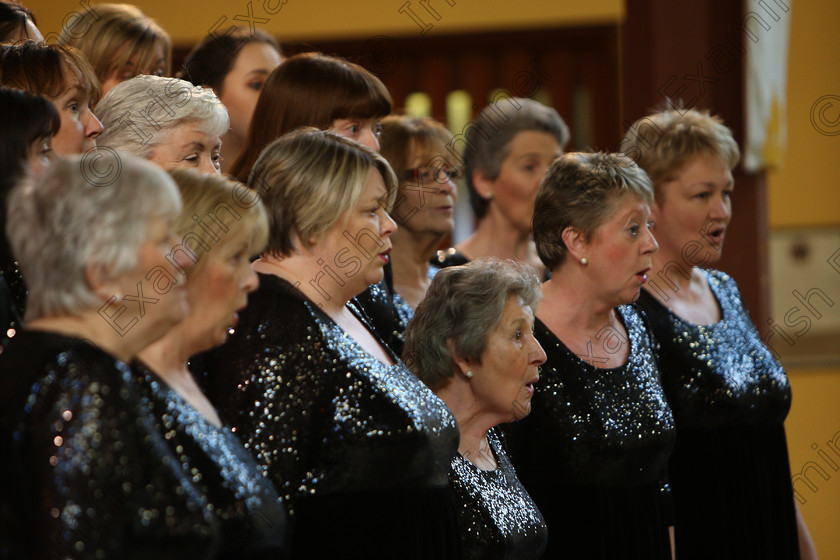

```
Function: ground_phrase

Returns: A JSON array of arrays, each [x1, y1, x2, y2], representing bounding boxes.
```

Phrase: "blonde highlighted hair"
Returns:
[[59, 3, 171, 87], [167, 168, 268, 276], [621, 108, 740, 199], [248, 128, 398, 257]]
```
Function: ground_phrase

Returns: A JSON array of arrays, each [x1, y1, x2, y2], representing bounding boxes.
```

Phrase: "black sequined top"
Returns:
[[0, 331, 220, 559], [450, 428, 547, 560], [354, 263, 438, 356], [199, 273, 462, 559], [0, 262, 25, 348], [504, 304, 675, 560], [132, 362, 287, 559], [636, 269, 799, 560]]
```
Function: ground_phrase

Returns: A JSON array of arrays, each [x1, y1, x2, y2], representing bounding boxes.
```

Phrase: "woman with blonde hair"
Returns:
[[133, 169, 287, 558], [59, 3, 170, 96], [200, 128, 461, 559], [625, 108, 816, 560]]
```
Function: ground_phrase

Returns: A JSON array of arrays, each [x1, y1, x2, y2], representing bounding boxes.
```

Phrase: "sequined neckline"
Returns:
[[641, 268, 727, 328], [263, 273, 400, 365], [135, 360, 226, 431], [535, 305, 637, 373]]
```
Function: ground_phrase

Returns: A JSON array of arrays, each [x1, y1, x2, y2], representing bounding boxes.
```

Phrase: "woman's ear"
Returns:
[[84, 261, 119, 301], [446, 338, 472, 378], [472, 169, 494, 201], [561, 226, 587, 261]]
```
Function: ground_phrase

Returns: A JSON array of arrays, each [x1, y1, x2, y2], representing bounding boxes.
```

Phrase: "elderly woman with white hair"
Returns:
[[95, 74, 229, 174], [403, 258, 548, 560], [0, 154, 226, 557]]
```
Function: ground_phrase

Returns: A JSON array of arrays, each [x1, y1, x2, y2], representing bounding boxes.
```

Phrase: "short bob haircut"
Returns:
[[6, 153, 181, 320], [621, 108, 740, 201], [178, 29, 281, 92], [167, 168, 268, 276], [95, 74, 229, 160], [58, 3, 171, 87], [0, 0, 37, 43], [379, 115, 454, 182], [0, 87, 60, 263], [403, 258, 541, 390], [533, 151, 654, 271], [230, 52, 392, 182], [465, 97, 570, 219], [248, 128, 398, 258], [0, 40, 100, 106]]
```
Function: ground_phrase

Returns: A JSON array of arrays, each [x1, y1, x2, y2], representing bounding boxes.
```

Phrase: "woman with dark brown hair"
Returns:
[[179, 30, 282, 174], [0, 40, 103, 154], [229, 51, 391, 182]]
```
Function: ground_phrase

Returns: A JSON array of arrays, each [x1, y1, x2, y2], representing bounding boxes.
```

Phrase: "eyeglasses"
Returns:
[[403, 166, 463, 184]]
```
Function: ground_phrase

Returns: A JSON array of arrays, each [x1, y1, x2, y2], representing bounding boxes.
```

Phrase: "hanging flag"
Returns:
[[744, 0, 791, 172]]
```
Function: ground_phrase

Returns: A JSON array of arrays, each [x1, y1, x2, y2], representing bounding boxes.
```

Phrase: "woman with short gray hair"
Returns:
[[95, 74, 229, 174], [433, 98, 569, 278], [503, 151, 674, 559], [0, 154, 228, 557], [404, 258, 548, 560]]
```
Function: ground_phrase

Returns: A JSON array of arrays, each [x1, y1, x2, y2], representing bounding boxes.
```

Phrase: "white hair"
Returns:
[[95, 74, 229, 159], [6, 153, 182, 319]]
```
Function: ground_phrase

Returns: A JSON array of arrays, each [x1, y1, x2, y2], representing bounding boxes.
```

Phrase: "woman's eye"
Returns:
[[647, 220, 656, 231], [247, 81, 264, 91], [374, 123, 383, 136], [67, 102, 79, 113], [514, 329, 522, 341], [628, 224, 639, 236]]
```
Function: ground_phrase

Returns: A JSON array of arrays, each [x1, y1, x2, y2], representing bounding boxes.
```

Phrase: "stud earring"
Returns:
[[580, 257, 588, 266], [465, 370, 473, 379]]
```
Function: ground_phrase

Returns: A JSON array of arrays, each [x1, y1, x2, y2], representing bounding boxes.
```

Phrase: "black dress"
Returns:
[[0, 262, 25, 348], [504, 305, 675, 559], [0, 331, 220, 559], [199, 273, 462, 559], [450, 428, 547, 560], [636, 269, 799, 560], [354, 262, 438, 356], [132, 362, 287, 559]]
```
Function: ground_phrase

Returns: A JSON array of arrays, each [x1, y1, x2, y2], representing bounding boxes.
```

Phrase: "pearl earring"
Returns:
[[465, 370, 473, 379], [580, 257, 588, 266]]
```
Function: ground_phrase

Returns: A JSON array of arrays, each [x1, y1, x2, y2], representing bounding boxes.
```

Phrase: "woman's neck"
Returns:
[[252, 254, 351, 318], [435, 379, 500, 470], [26, 312, 147, 363], [456, 213, 540, 270], [390, 228, 441, 308], [136, 323, 193, 381], [539, 273, 616, 332]]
